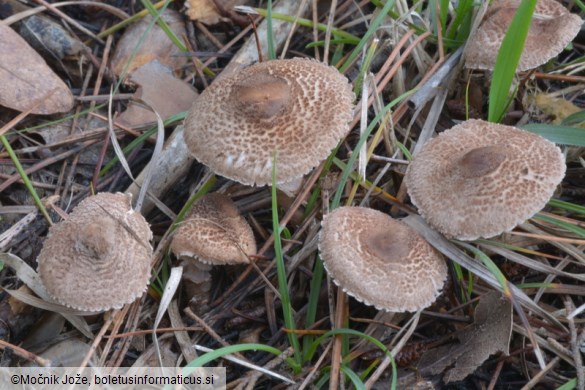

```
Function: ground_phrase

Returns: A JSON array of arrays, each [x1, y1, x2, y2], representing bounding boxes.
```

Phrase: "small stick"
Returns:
[[0, 339, 50, 366], [248, 15, 263, 63]]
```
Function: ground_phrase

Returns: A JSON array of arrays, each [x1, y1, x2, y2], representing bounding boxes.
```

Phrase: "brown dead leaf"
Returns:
[[116, 61, 197, 128], [110, 9, 187, 77], [0, 24, 74, 115], [19, 15, 85, 61], [8, 284, 34, 315], [0, 0, 84, 62], [185, 0, 246, 25], [531, 93, 582, 124], [418, 291, 513, 383], [186, 0, 227, 25]]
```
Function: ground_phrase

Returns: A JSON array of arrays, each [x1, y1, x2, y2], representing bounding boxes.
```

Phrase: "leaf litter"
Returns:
[[0, 0, 583, 388]]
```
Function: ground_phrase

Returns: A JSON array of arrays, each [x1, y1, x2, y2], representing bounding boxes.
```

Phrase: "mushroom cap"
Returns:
[[171, 193, 256, 265], [465, 0, 582, 71], [404, 119, 566, 240], [318, 207, 448, 312], [184, 58, 355, 186], [37, 192, 153, 312]]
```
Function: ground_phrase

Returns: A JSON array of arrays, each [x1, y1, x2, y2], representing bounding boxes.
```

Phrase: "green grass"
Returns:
[[141, 0, 186, 51], [266, 0, 276, 60], [250, 8, 360, 45], [331, 89, 414, 208], [446, 0, 474, 44], [533, 213, 585, 239], [339, 0, 396, 73], [0, 135, 51, 224], [181, 342, 294, 372], [488, 0, 537, 122], [521, 123, 585, 146], [305, 328, 397, 389], [271, 154, 302, 372], [459, 243, 511, 297]]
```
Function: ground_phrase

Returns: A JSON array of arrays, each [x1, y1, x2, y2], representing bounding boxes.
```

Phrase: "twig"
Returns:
[[184, 307, 247, 361], [0, 339, 51, 366]]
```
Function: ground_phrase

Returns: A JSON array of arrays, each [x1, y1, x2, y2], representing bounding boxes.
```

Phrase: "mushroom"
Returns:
[[37, 192, 152, 312], [183, 58, 354, 186], [465, 0, 582, 71], [404, 119, 566, 240], [318, 207, 448, 312], [171, 193, 256, 265], [171, 193, 256, 308]]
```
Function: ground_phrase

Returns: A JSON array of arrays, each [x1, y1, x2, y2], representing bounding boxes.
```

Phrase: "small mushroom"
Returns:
[[37, 192, 152, 312], [404, 119, 566, 240], [465, 0, 582, 71], [171, 193, 256, 265], [184, 58, 354, 186], [318, 207, 448, 312]]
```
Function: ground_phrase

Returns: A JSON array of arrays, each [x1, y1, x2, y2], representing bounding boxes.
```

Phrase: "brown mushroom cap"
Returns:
[[171, 193, 256, 264], [37, 192, 152, 312], [404, 119, 566, 240], [465, 0, 582, 71], [318, 207, 448, 312], [184, 58, 354, 186]]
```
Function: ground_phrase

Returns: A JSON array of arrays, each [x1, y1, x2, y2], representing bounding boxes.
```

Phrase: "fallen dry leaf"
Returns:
[[418, 291, 513, 383], [185, 0, 245, 25], [19, 15, 85, 61], [186, 0, 227, 25], [110, 9, 187, 77], [0, 24, 74, 115], [531, 93, 581, 124], [116, 61, 197, 128], [0, 0, 84, 62]]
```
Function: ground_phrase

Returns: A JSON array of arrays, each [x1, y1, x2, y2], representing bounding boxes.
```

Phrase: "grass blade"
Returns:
[[488, 0, 536, 122], [331, 89, 414, 209], [0, 136, 51, 223], [141, 0, 186, 51], [271, 154, 302, 371], [183, 343, 286, 370], [521, 123, 585, 146], [339, 0, 396, 73], [266, 0, 276, 60]]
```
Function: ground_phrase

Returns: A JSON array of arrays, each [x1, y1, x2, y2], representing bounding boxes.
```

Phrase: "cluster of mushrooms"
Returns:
[[35, 0, 576, 316]]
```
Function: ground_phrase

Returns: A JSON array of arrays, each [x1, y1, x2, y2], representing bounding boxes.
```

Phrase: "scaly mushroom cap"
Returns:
[[404, 119, 566, 240], [171, 193, 256, 264], [184, 58, 354, 186], [318, 207, 448, 312], [465, 0, 582, 71], [37, 193, 152, 312]]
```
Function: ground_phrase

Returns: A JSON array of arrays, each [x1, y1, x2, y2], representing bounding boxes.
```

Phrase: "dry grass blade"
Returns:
[[402, 215, 563, 327], [168, 300, 198, 362], [0, 211, 37, 251], [152, 266, 183, 367], [366, 311, 420, 388], [131, 99, 165, 212], [191, 344, 296, 385], [479, 242, 585, 283], [0, 253, 93, 337], [3, 288, 98, 317]]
